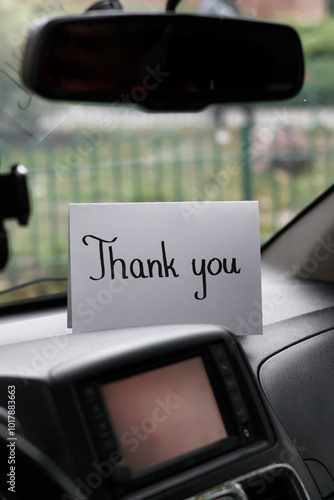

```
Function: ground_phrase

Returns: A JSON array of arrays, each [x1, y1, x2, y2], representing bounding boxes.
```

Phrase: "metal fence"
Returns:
[[2, 107, 334, 299]]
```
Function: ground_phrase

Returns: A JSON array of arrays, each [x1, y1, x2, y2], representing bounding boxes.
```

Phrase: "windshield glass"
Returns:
[[0, 0, 333, 305]]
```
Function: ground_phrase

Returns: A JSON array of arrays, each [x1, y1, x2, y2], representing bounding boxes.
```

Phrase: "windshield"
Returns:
[[0, 0, 333, 305]]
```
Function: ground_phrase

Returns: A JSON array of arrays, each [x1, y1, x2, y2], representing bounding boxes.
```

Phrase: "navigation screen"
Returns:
[[101, 356, 228, 472]]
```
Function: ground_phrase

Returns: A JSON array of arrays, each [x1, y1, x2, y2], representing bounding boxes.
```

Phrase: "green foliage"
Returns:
[[286, 17, 334, 105], [293, 17, 334, 57]]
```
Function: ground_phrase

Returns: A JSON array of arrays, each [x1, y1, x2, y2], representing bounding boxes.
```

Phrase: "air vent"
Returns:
[[187, 464, 310, 500]]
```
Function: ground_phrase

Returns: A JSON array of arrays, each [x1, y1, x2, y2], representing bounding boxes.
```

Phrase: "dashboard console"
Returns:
[[0, 322, 320, 499], [76, 332, 266, 497]]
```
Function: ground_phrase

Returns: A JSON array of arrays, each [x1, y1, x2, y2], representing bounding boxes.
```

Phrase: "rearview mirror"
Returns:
[[22, 13, 304, 111]]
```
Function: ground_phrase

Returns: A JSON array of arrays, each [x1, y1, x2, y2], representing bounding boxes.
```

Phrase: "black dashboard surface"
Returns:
[[239, 274, 334, 499], [0, 266, 334, 499]]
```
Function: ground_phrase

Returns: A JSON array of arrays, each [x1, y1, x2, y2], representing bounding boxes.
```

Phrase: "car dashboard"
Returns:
[[1, 283, 333, 500]]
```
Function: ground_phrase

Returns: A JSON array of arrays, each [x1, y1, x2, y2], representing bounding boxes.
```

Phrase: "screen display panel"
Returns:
[[101, 356, 228, 472]]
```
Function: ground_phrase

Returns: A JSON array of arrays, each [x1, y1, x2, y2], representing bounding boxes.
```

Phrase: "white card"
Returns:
[[68, 202, 262, 335]]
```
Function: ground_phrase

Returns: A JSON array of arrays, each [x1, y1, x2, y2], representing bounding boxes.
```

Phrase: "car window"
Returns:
[[0, 0, 333, 304]]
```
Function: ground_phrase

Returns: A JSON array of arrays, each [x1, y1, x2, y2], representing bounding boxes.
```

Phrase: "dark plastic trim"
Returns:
[[261, 184, 334, 253], [0, 292, 67, 316]]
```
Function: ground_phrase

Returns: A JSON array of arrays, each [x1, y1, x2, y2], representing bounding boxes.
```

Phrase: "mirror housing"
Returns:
[[22, 13, 304, 111]]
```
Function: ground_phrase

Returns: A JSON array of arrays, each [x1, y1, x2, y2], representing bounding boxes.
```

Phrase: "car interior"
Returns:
[[0, 0, 334, 499]]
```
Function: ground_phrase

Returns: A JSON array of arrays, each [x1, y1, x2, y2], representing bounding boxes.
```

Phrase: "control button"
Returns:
[[112, 463, 132, 483], [230, 390, 243, 406], [218, 359, 232, 376], [224, 375, 238, 391], [240, 424, 252, 441], [91, 403, 103, 415], [230, 390, 250, 423], [101, 437, 116, 452], [236, 407, 250, 423], [93, 413, 105, 422], [100, 431, 113, 439], [97, 419, 110, 434], [210, 344, 226, 361], [243, 428, 251, 438], [83, 386, 97, 401]]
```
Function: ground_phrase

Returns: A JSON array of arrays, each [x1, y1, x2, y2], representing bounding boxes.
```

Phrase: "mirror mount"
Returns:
[[85, 0, 180, 14], [85, 0, 123, 12], [166, 0, 182, 12]]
